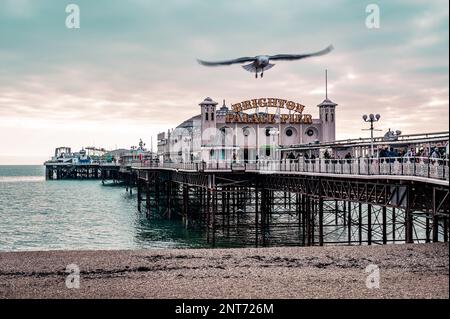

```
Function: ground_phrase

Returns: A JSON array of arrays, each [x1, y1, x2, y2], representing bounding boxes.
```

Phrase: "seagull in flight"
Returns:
[[197, 45, 333, 78]]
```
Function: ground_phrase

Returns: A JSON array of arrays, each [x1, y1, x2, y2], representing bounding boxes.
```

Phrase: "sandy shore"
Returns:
[[0, 243, 448, 299]]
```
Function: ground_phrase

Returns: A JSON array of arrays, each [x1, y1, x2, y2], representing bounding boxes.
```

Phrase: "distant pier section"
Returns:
[[44, 140, 154, 181]]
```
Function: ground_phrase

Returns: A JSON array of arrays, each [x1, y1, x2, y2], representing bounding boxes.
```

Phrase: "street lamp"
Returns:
[[362, 113, 381, 157], [268, 128, 280, 160]]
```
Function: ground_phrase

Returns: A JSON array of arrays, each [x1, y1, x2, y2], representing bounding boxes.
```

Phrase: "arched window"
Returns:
[[325, 113, 328, 122], [205, 112, 208, 121], [331, 113, 334, 122]]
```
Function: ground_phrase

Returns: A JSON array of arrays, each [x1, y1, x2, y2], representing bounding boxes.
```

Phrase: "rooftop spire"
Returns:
[[318, 69, 338, 108]]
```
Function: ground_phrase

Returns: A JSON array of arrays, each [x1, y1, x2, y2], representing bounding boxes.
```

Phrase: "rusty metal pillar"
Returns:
[[206, 188, 211, 244], [261, 188, 267, 247], [289, 191, 292, 211], [232, 185, 236, 220], [155, 178, 159, 214], [226, 186, 230, 237], [405, 186, 413, 244], [199, 187, 204, 225], [220, 187, 224, 232], [318, 178, 324, 246], [296, 193, 301, 244], [311, 198, 316, 245], [432, 187, 439, 242], [444, 218, 449, 243], [237, 186, 241, 225], [343, 200, 347, 227], [129, 174, 133, 195], [302, 194, 306, 245], [212, 187, 217, 248], [358, 202, 362, 244], [382, 206, 387, 244], [255, 184, 259, 247], [432, 217, 439, 242], [335, 200, 339, 225], [318, 196, 324, 246], [392, 207, 396, 242], [167, 181, 172, 220], [146, 181, 151, 219], [348, 201, 352, 245], [137, 179, 141, 212], [367, 203, 372, 245], [305, 195, 311, 246], [182, 184, 188, 227]]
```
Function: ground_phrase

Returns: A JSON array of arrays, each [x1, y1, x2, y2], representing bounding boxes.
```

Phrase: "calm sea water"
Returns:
[[0, 165, 207, 252]]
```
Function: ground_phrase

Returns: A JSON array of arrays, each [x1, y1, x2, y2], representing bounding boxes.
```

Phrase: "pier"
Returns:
[[44, 131, 449, 248], [125, 156, 449, 247]]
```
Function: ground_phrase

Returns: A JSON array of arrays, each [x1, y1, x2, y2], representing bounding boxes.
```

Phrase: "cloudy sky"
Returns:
[[0, 0, 448, 164]]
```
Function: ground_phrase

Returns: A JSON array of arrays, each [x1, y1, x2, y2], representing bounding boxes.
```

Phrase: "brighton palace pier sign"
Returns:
[[226, 98, 313, 124]]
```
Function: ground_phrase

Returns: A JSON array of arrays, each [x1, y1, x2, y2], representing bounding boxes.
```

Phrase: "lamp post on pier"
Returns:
[[269, 128, 280, 160], [362, 113, 381, 157]]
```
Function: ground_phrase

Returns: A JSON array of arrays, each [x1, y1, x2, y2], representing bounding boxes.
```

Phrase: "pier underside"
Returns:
[[126, 169, 449, 247], [45, 164, 120, 182]]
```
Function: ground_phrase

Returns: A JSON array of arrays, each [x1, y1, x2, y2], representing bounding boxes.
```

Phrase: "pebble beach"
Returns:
[[0, 243, 448, 299]]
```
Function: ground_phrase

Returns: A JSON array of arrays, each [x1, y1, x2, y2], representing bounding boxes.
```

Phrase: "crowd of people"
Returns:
[[386, 146, 445, 159], [282, 146, 448, 164]]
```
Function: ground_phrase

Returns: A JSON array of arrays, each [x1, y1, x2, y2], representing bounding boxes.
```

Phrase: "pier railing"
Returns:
[[257, 157, 448, 180], [132, 157, 449, 181]]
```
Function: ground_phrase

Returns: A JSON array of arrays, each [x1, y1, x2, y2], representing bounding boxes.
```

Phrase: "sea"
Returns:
[[0, 165, 207, 252]]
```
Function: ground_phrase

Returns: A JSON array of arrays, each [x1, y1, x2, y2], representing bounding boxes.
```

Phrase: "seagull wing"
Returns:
[[242, 63, 257, 73], [197, 56, 256, 66], [269, 45, 333, 61]]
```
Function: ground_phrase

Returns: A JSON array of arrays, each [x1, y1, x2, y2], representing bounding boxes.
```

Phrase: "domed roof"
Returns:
[[317, 98, 337, 107], [199, 97, 218, 106], [176, 115, 201, 129]]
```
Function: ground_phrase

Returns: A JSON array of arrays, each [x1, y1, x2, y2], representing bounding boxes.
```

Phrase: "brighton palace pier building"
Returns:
[[157, 94, 337, 164]]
